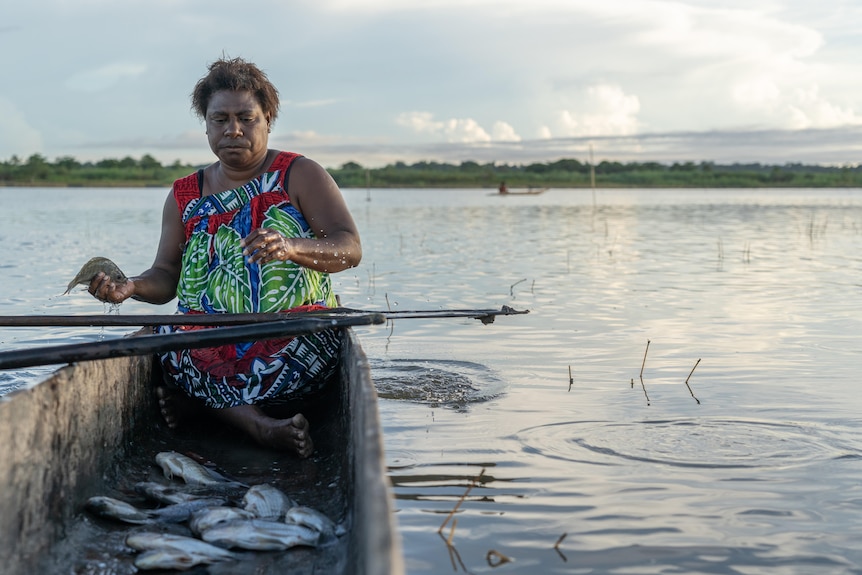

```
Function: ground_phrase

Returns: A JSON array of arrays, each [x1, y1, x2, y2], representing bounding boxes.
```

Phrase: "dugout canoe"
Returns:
[[495, 187, 549, 196], [0, 328, 403, 575]]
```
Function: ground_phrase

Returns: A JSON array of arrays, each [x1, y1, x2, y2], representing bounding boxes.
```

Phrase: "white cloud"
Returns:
[[629, 1, 823, 60], [396, 112, 521, 143], [492, 121, 521, 142], [555, 84, 641, 138], [732, 79, 862, 129], [786, 85, 862, 129], [65, 62, 148, 93], [397, 111, 440, 134], [0, 98, 42, 159], [442, 118, 491, 143]]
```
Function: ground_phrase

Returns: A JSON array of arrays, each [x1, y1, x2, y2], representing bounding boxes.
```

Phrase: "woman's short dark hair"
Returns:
[[191, 57, 280, 123]]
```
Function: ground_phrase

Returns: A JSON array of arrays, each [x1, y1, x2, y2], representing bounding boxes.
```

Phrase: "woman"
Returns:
[[88, 57, 362, 458]]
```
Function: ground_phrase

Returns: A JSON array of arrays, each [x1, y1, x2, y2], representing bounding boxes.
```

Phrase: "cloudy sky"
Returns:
[[2, 0, 862, 168]]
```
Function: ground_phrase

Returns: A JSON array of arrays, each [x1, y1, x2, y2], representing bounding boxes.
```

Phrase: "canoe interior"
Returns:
[[0, 329, 402, 575]]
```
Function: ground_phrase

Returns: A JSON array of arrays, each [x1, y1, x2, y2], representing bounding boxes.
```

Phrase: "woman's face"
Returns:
[[205, 90, 271, 169]]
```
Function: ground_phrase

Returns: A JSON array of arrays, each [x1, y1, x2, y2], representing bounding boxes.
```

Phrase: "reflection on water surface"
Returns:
[[3, 188, 862, 573]]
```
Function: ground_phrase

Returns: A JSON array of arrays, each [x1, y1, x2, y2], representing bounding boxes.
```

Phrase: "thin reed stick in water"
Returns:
[[446, 519, 457, 546], [438, 468, 486, 533], [640, 339, 650, 379], [639, 376, 651, 406], [568, 366, 573, 392], [638, 340, 651, 404], [554, 533, 567, 549], [554, 532, 568, 562], [510, 278, 527, 296], [685, 358, 701, 404], [440, 533, 469, 572]]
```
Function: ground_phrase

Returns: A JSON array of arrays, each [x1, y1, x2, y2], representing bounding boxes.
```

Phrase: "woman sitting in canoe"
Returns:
[[87, 57, 362, 458]]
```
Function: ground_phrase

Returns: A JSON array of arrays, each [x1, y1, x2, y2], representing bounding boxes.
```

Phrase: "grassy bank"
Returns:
[[2, 154, 861, 188]]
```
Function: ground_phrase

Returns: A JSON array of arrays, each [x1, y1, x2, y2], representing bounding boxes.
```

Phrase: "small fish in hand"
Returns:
[[64, 256, 127, 294]]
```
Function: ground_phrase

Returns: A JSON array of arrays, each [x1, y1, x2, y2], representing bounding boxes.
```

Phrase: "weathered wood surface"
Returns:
[[0, 330, 402, 575]]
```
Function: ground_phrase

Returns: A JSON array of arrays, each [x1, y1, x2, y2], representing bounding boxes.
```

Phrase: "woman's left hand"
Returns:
[[241, 228, 294, 264]]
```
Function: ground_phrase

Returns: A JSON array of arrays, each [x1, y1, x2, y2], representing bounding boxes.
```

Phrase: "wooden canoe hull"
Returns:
[[0, 329, 402, 575]]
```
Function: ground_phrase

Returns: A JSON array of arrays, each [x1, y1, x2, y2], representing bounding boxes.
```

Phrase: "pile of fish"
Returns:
[[85, 451, 343, 571]]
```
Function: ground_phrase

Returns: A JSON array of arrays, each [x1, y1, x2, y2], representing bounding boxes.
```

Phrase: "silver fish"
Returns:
[[134, 481, 208, 505], [86, 496, 152, 525], [242, 483, 296, 520], [155, 451, 244, 488], [64, 256, 127, 294], [189, 506, 255, 537], [126, 532, 237, 559], [133, 546, 237, 571], [200, 518, 321, 551], [148, 497, 227, 523], [284, 505, 340, 543], [134, 549, 200, 571]]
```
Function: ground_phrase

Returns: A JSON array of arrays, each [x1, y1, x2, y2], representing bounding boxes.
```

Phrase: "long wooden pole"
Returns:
[[0, 313, 385, 370], [0, 306, 528, 328]]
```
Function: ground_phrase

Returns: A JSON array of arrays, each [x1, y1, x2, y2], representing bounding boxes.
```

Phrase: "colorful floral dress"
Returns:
[[157, 152, 341, 409]]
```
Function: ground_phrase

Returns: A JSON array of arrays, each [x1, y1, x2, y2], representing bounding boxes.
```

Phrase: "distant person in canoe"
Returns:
[[87, 57, 362, 458], [498, 181, 508, 194]]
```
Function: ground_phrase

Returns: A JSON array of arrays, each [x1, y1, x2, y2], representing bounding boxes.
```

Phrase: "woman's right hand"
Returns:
[[89, 272, 136, 304]]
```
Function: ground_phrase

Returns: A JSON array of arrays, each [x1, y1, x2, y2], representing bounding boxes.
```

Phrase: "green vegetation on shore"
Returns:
[[2, 153, 861, 188]]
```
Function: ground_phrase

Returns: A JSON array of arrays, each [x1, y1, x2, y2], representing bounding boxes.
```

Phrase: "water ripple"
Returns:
[[513, 417, 862, 470], [371, 358, 504, 410]]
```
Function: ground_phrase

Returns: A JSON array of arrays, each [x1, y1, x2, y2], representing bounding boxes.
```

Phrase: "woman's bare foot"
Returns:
[[209, 405, 315, 458], [256, 414, 314, 458], [155, 386, 202, 429]]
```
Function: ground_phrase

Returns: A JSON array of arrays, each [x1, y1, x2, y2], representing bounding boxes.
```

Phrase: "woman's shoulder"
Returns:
[[171, 164, 212, 210], [270, 150, 304, 171]]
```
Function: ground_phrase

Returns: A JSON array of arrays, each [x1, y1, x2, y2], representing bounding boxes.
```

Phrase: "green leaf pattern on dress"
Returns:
[[177, 205, 335, 314], [258, 205, 333, 312], [176, 231, 211, 310], [205, 224, 254, 313]]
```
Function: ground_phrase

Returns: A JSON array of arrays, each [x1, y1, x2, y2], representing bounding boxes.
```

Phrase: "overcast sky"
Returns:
[[2, 0, 862, 168]]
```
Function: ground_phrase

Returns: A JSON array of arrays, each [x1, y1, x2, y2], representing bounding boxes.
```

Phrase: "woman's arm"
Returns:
[[240, 157, 362, 272], [89, 192, 185, 305]]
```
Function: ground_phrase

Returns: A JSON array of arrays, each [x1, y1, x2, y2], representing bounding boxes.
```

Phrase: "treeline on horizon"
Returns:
[[2, 153, 862, 188]]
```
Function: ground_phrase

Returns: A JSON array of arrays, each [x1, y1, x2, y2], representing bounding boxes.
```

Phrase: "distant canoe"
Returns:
[[496, 187, 549, 196]]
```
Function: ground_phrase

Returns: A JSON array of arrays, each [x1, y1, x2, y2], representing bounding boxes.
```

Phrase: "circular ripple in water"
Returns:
[[370, 358, 503, 410], [514, 418, 862, 470]]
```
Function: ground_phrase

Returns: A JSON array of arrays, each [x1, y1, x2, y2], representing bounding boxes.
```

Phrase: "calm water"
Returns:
[[2, 187, 862, 574]]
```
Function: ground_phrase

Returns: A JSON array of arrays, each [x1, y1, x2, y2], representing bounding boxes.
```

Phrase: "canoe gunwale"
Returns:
[[344, 330, 404, 575]]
